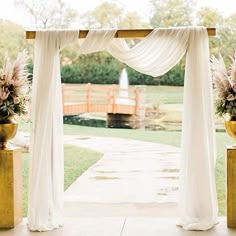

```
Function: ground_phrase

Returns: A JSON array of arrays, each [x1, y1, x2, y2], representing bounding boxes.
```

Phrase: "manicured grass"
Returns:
[[22, 145, 102, 216], [144, 85, 184, 105], [64, 124, 182, 146]]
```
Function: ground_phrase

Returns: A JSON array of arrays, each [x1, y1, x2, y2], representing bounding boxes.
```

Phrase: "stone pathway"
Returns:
[[11, 132, 181, 216], [64, 136, 181, 217]]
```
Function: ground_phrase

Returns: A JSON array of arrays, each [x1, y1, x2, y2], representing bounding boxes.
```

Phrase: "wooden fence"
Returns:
[[62, 83, 141, 115]]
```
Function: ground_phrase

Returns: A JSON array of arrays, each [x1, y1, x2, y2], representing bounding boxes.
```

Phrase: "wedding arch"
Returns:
[[26, 27, 218, 232]]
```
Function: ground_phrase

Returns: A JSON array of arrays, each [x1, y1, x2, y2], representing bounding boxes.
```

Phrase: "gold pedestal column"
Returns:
[[0, 147, 22, 228], [227, 146, 236, 228]]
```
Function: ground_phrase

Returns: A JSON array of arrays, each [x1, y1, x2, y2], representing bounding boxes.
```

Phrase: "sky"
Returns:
[[0, 0, 236, 28]]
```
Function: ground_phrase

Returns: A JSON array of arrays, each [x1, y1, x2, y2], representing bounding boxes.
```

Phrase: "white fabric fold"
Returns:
[[108, 28, 189, 76], [29, 27, 218, 231], [77, 29, 117, 54], [28, 30, 79, 231], [177, 27, 218, 230]]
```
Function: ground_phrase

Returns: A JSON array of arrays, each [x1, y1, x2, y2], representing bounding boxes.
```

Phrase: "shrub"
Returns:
[[29, 52, 185, 86], [61, 64, 80, 83]]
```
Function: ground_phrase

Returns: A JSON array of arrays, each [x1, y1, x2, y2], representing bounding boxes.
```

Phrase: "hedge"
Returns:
[[26, 53, 184, 86]]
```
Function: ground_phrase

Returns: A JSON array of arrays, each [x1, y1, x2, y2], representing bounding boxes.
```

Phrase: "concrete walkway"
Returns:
[[63, 136, 180, 217], [1, 217, 235, 236]]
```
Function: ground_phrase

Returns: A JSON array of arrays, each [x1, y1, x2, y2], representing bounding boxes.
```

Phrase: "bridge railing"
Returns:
[[62, 83, 140, 115]]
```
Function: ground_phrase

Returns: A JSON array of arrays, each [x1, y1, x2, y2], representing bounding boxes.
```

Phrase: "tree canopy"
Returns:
[[15, 0, 78, 29]]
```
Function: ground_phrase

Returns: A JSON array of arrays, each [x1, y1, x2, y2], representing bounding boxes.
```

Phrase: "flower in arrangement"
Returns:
[[211, 50, 236, 120], [0, 50, 30, 123]]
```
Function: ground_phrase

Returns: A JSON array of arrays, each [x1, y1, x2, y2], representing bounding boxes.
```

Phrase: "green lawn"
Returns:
[[144, 85, 184, 106], [22, 145, 102, 216], [64, 124, 182, 146]]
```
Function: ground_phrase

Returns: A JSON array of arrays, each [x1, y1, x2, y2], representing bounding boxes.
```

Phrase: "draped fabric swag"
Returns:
[[28, 27, 218, 231]]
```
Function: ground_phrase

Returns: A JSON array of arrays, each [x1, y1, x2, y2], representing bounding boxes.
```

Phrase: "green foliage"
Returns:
[[26, 62, 33, 80], [150, 0, 195, 27], [80, 62, 119, 84], [197, 7, 223, 28], [15, 0, 78, 29], [0, 20, 26, 66], [215, 98, 236, 118], [60, 62, 184, 86], [81, 2, 123, 28], [61, 64, 81, 83], [215, 100, 226, 117], [60, 52, 184, 86], [80, 2, 150, 29], [156, 65, 184, 86], [118, 12, 151, 29]]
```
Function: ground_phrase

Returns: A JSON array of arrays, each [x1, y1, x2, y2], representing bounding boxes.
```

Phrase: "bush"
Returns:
[[29, 52, 185, 86], [157, 65, 184, 86], [61, 64, 80, 83], [79, 62, 120, 84]]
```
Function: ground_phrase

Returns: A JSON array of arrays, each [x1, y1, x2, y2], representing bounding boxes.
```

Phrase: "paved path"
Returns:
[[2, 217, 233, 236], [63, 136, 181, 217]]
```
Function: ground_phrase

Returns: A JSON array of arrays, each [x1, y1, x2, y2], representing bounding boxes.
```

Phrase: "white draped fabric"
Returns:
[[28, 31, 78, 231], [28, 27, 218, 231]]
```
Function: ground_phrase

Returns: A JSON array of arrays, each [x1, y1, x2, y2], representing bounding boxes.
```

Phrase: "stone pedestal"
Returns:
[[135, 86, 146, 129], [227, 146, 236, 228], [0, 147, 22, 228]]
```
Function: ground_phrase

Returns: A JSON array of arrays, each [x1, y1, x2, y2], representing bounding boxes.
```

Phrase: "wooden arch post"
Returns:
[[26, 28, 216, 39]]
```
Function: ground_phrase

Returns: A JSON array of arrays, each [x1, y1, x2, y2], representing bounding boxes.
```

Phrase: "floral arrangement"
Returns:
[[211, 50, 236, 120], [0, 50, 30, 123]]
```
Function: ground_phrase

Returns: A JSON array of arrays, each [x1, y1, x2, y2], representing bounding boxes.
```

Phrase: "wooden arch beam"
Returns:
[[26, 28, 216, 39]]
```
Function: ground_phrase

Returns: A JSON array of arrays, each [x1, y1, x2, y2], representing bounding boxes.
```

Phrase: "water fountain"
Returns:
[[116, 68, 135, 105], [116, 68, 129, 104]]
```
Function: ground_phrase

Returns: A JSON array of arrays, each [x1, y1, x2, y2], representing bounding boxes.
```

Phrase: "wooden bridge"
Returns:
[[62, 83, 145, 115]]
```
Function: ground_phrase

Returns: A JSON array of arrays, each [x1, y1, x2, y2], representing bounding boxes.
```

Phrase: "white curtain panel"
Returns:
[[177, 28, 218, 230], [28, 31, 79, 231], [28, 27, 218, 231]]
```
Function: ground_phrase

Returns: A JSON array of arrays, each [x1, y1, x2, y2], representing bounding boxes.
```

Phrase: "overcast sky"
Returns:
[[0, 0, 236, 28]]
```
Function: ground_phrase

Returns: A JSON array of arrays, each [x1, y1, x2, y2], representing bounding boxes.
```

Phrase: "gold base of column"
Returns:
[[0, 147, 22, 228], [227, 146, 236, 228]]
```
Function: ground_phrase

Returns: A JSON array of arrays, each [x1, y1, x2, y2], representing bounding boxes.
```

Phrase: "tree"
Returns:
[[196, 7, 224, 55], [80, 1, 150, 29], [197, 7, 223, 27], [118, 12, 150, 29], [14, 0, 78, 29], [149, 0, 195, 27], [196, 8, 236, 62], [81, 2, 123, 28], [0, 20, 27, 66], [220, 13, 236, 59]]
